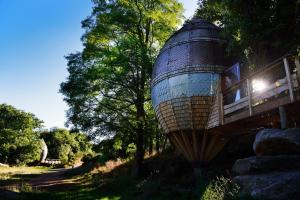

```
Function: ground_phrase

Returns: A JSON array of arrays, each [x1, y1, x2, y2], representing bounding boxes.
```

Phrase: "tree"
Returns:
[[41, 128, 93, 165], [0, 104, 43, 165], [196, 0, 300, 67], [60, 0, 184, 177]]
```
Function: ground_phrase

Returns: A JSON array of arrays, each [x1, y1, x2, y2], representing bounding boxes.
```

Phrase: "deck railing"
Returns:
[[218, 54, 300, 126]]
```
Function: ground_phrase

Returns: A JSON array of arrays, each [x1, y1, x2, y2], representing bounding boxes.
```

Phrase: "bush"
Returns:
[[41, 128, 93, 165], [201, 176, 240, 200], [0, 104, 43, 165]]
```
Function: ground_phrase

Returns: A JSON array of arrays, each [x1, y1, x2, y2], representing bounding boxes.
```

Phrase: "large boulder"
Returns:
[[234, 171, 300, 200], [253, 128, 300, 156], [232, 155, 300, 175]]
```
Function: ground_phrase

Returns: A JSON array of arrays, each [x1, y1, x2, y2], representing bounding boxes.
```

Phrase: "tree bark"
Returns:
[[131, 99, 145, 178], [155, 131, 160, 153]]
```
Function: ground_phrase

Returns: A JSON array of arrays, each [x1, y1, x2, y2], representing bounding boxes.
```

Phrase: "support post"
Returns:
[[246, 78, 253, 116], [279, 106, 287, 129], [218, 92, 224, 125], [283, 58, 295, 102], [295, 58, 300, 86]]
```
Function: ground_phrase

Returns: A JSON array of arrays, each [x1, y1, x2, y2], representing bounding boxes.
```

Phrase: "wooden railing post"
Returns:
[[246, 78, 253, 116], [283, 58, 295, 102], [218, 92, 224, 125]]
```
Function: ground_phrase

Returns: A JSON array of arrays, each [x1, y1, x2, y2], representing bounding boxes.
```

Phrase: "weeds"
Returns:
[[200, 176, 240, 200]]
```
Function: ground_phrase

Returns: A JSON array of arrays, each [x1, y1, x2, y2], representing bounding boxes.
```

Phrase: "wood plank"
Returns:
[[252, 84, 289, 103], [224, 99, 249, 115], [224, 95, 291, 124], [224, 97, 248, 110], [224, 77, 294, 116]]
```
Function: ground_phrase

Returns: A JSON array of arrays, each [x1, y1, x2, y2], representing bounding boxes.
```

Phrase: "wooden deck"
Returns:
[[166, 54, 300, 163], [207, 55, 300, 136]]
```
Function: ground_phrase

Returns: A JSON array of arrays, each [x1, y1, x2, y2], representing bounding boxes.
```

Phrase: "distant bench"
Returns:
[[41, 159, 61, 165]]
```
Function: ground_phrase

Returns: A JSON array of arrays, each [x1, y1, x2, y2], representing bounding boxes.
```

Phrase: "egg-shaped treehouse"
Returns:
[[151, 18, 230, 163]]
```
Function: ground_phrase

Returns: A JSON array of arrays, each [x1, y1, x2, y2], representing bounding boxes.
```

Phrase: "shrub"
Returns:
[[201, 176, 240, 200]]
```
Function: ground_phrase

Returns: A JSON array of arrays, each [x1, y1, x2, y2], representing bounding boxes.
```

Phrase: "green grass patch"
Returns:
[[0, 166, 51, 186], [0, 166, 50, 174]]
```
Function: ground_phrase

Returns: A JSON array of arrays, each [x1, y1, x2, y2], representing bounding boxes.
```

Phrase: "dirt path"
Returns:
[[29, 168, 79, 190]]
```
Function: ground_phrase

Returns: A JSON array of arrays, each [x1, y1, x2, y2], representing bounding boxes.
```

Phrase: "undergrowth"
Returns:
[[1, 155, 257, 200]]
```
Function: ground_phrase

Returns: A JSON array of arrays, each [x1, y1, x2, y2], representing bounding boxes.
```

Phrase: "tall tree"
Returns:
[[61, 0, 183, 177], [0, 104, 43, 165], [196, 0, 300, 66]]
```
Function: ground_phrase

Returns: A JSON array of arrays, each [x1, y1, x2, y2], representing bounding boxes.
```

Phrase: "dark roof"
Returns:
[[180, 17, 220, 32]]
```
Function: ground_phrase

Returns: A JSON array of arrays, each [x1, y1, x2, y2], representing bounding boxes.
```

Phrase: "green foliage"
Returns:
[[41, 128, 93, 165], [200, 176, 240, 200], [0, 104, 43, 165], [60, 0, 184, 174], [196, 0, 300, 66], [126, 143, 136, 158]]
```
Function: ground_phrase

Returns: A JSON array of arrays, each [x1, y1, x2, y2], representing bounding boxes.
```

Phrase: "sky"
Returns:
[[0, 0, 198, 129]]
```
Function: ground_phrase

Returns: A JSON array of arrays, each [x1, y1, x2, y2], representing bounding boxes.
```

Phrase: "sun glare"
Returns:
[[252, 79, 267, 92]]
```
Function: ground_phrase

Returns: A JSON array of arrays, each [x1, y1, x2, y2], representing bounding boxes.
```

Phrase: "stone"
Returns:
[[232, 155, 300, 175], [253, 128, 300, 156], [234, 171, 300, 200]]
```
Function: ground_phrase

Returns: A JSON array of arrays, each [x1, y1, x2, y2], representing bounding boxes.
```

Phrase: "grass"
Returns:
[[0, 166, 50, 174], [0, 166, 50, 186], [0, 155, 257, 200]]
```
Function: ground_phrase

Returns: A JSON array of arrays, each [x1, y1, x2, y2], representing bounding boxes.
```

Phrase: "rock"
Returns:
[[253, 128, 300, 156], [234, 171, 300, 200], [0, 189, 20, 200], [232, 155, 300, 175]]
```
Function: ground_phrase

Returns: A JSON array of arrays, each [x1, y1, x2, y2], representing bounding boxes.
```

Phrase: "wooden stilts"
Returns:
[[169, 136, 182, 154], [173, 132, 193, 161], [200, 132, 208, 160], [203, 134, 217, 161], [192, 131, 199, 161], [205, 137, 228, 161], [181, 131, 195, 160]]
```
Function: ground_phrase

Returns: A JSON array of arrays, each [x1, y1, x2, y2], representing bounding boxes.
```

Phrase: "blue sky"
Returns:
[[0, 0, 198, 129]]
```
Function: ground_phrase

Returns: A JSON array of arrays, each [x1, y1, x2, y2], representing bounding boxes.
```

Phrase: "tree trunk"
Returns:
[[148, 134, 153, 155], [155, 131, 160, 153], [131, 99, 145, 178]]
